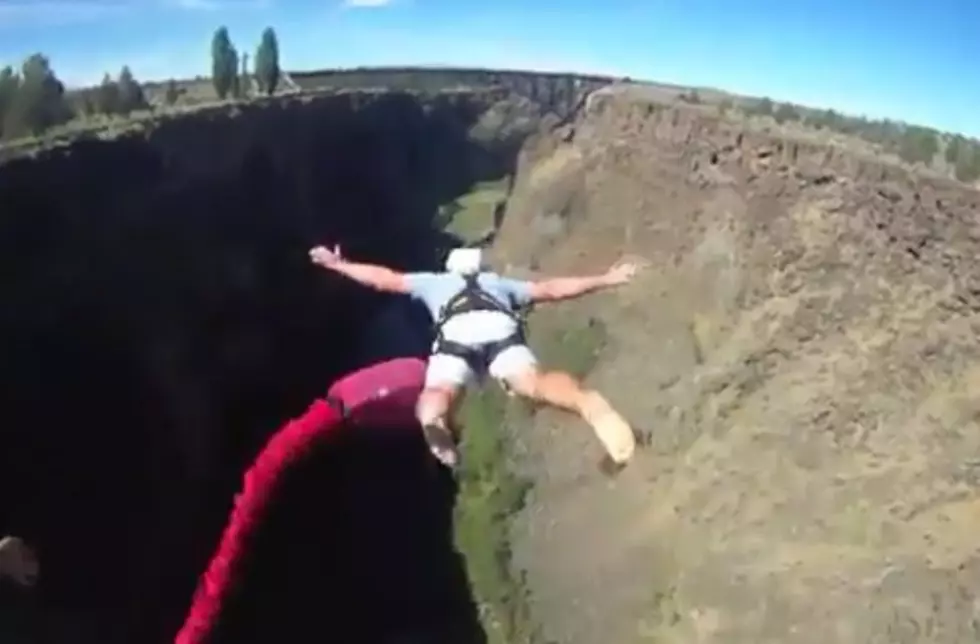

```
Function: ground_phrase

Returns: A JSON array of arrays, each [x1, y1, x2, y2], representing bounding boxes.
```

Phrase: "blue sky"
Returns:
[[0, 0, 976, 137]]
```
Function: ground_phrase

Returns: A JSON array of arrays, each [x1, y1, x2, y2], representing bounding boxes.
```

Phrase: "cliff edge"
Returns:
[[495, 86, 980, 644]]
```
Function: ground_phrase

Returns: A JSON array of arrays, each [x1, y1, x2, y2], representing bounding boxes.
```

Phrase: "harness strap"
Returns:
[[435, 331, 527, 372], [434, 273, 518, 329], [432, 273, 527, 370]]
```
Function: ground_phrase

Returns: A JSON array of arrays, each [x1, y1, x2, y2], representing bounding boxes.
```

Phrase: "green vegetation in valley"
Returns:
[[453, 386, 540, 644], [442, 177, 539, 643], [437, 178, 511, 242], [450, 283, 609, 643]]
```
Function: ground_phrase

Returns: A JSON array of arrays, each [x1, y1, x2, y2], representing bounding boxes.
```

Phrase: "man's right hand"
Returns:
[[309, 244, 343, 269], [603, 259, 644, 286]]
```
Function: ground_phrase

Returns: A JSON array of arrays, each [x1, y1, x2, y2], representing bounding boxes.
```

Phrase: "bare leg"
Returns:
[[446, 385, 467, 437], [415, 384, 463, 468], [504, 366, 636, 465]]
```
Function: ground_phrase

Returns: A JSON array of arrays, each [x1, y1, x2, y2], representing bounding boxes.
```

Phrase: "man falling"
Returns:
[[310, 244, 642, 472]]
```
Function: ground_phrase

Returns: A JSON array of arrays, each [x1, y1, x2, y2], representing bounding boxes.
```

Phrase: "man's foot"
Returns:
[[421, 421, 460, 470], [580, 391, 636, 464]]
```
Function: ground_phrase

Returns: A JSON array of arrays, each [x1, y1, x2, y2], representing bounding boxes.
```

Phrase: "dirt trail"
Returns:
[[494, 90, 980, 644]]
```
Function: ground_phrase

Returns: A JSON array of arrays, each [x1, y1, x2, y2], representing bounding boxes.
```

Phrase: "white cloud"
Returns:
[[342, 0, 393, 7], [169, 0, 219, 9], [166, 0, 271, 10]]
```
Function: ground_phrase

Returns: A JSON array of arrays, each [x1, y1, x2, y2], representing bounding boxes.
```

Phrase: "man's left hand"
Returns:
[[603, 259, 644, 286]]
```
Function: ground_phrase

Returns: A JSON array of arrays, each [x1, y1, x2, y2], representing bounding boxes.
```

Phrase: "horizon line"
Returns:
[[35, 62, 980, 140]]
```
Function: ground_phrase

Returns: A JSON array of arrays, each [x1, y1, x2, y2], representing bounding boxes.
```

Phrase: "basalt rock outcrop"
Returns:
[[0, 85, 550, 644], [495, 89, 980, 644]]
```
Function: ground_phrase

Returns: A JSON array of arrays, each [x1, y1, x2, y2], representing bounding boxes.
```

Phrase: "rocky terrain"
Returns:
[[3, 68, 980, 644], [495, 87, 980, 644]]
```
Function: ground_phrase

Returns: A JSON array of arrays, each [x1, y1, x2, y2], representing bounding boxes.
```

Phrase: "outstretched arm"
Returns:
[[527, 260, 642, 303], [309, 245, 409, 294]]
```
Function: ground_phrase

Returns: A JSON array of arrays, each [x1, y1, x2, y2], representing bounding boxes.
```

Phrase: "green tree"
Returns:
[[753, 96, 774, 117], [950, 137, 980, 183], [945, 134, 964, 165], [95, 72, 120, 115], [679, 89, 700, 104], [254, 26, 280, 96], [73, 88, 98, 117], [164, 79, 180, 106], [897, 125, 938, 166], [3, 53, 73, 140], [228, 45, 242, 99], [773, 102, 799, 124], [238, 52, 250, 98], [0, 66, 21, 137], [858, 118, 901, 145], [211, 26, 237, 99], [811, 108, 837, 130], [116, 65, 149, 114], [716, 97, 734, 117]]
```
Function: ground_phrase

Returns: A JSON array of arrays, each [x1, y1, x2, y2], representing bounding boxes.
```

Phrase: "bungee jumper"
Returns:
[[308, 244, 643, 472], [174, 246, 643, 643]]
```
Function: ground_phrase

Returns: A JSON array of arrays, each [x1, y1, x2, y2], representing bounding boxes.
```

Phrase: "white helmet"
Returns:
[[444, 247, 484, 275]]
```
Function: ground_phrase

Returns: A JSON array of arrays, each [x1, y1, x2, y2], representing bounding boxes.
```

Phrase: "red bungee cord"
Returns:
[[173, 357, 426, 644]]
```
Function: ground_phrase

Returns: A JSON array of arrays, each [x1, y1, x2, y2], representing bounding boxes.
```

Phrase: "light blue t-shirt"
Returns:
[[403, 271, 534, 321]]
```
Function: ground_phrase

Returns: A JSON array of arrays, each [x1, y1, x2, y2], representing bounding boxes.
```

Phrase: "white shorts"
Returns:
[[424, 344, 538, 389]]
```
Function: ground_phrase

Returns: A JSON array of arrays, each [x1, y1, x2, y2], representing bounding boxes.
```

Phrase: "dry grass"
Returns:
[[494, 91, 980, 644]]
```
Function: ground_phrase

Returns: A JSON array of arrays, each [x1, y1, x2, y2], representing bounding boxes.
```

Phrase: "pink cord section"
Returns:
[[328, 357, 426, 429], [173, 398, 342, 644], [173, 357, 427, 644]]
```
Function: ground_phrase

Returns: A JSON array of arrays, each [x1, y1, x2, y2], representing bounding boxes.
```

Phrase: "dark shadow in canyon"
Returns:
[[0, 89, 537, 643]]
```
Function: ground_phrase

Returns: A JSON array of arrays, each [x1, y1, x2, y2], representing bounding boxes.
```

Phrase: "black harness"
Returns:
[[432, 273, 528, 371]]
